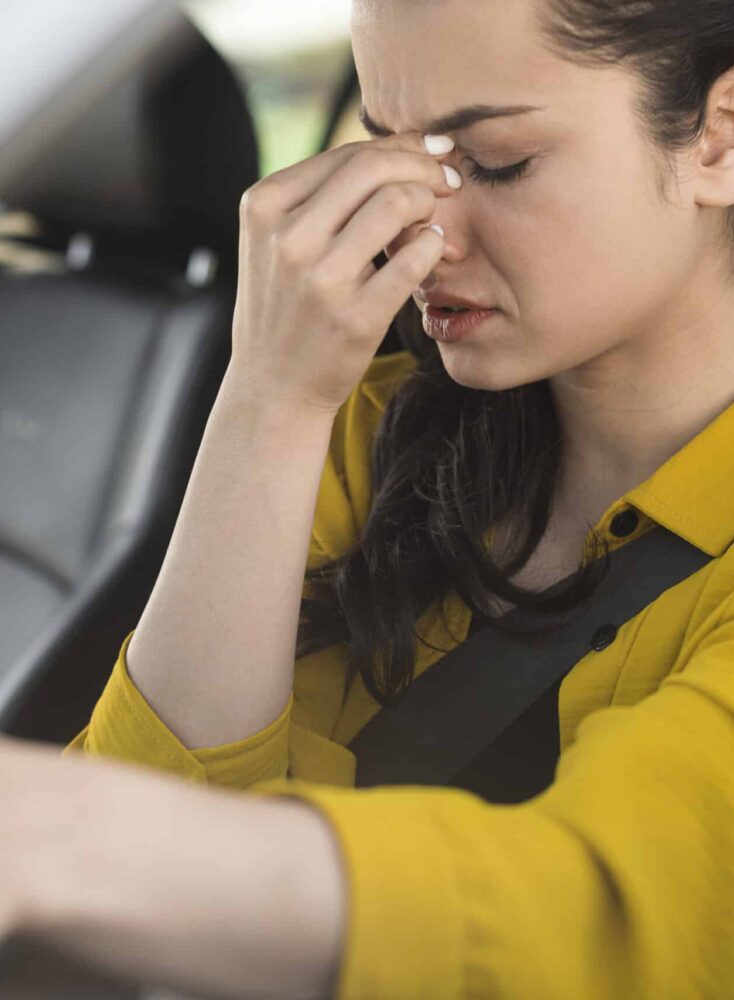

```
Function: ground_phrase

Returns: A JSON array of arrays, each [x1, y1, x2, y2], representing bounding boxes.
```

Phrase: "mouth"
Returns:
[[422, 303, 501, 342], [416, 294, 496, 314], [418, 301, 495, 318]]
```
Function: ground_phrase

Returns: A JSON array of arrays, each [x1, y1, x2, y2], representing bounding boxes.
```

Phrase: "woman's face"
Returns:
[[352, 0, 716, 392]]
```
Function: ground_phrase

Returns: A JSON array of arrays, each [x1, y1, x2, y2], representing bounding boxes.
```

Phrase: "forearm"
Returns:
[[18, 758, 346, 999], [125, 363, 335, 749]]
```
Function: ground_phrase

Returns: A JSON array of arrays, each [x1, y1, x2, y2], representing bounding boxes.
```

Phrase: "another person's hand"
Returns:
[[0, 734, 74, 939], [229, 131, 457, 416], [0, 737, 346, 998], [0, 735, 159, 942]]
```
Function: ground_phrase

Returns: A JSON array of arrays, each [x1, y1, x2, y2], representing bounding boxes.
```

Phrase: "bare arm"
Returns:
[[126, 370, 335, 749], [125, 131, 454, 751], [2, 736, 345, 1000]]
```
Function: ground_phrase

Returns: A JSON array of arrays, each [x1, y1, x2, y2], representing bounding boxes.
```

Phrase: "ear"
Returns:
[[695, 66, 734, 209]]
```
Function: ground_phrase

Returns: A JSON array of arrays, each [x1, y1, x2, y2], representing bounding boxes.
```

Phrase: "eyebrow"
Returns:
[[358, 102, 544, 137]]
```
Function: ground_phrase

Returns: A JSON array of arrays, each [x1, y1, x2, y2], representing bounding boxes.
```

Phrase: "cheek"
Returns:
[[490, 156, 681, 321], [467, 167, 692, 387]]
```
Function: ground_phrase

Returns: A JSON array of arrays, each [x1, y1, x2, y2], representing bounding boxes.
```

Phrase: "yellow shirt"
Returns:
[[63, 349, 734, 999]]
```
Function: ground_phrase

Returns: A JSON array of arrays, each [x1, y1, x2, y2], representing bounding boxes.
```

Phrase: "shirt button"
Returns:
[[591, 624, 618, 651], [610, 508, 639, 538]]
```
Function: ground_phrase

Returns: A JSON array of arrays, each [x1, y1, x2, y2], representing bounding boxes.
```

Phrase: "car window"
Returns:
[[184, 0, 356, 173], [0, 0, 365, 276]]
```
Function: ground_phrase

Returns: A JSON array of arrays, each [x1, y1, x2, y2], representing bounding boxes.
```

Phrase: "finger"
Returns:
[[321, 180, 439, 285], [285, 147, 456, 256], [351, 224, 445, 333], [257, 131, 452, 216]]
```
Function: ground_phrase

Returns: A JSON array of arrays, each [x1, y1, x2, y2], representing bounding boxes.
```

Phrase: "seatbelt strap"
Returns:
[[349, 526, 712, 787]]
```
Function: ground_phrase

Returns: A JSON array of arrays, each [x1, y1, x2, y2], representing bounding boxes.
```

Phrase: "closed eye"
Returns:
[[466, 157, 533, 186]]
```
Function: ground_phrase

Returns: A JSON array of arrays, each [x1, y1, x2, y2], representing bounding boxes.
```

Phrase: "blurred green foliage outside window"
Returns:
[[185, 0, 361, 177]]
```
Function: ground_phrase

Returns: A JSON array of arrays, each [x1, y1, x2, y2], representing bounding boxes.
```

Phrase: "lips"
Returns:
[[419, 292, 496, 311]]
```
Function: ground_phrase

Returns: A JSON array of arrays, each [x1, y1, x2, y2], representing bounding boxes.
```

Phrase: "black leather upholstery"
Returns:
[[0, 9, 259, 744]]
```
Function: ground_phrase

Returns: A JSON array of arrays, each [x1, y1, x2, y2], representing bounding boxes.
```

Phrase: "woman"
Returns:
[[2, 0, 733, 996]]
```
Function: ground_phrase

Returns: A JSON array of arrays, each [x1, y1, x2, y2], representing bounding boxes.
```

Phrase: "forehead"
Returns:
[[350, 0, 580, 136]]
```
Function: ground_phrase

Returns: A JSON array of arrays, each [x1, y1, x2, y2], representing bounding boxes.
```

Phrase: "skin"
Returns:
[[354, 0, 734, 527]]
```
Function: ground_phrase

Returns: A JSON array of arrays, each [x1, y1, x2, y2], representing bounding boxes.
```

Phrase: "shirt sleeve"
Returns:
[[249, 606, 734, 999]]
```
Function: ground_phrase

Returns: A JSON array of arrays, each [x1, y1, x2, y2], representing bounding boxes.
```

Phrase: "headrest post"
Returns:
[[66, 232, 95, 271], [185, 246, 219, 288]]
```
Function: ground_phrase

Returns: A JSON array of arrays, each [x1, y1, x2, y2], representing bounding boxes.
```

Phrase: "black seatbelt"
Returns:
[[349, 525, 712, 788]]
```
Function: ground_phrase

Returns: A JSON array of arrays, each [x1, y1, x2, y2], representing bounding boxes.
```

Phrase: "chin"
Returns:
[[440, 350, 545, 393]]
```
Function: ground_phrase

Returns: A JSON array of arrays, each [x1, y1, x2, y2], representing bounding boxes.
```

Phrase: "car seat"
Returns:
[[0, 8, 259, 746]]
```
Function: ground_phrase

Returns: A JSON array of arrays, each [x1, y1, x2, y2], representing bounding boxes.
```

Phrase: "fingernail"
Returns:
[[443, 164, 462, 189], [424, 134, 455, 155], [421, 223, 445, 237]]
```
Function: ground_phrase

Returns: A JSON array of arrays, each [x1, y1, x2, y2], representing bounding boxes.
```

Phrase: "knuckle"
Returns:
[[305, 265, 336, 301], [394, 248, 425, 279], [239, 183, 272, 222], [273, 229, 305, 267], [353, 146, 384, 175], [241, 170, 292, 215], [408, 180, 437, 212], [383, 182, 436, 222], [380, 183, 413, 215], [342, 306, 371, 338], [238, 189, 252, 219]]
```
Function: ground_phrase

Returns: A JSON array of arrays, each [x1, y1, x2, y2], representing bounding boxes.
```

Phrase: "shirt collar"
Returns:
[[362, 356, 734, 558], [623, 397, 734, 556]]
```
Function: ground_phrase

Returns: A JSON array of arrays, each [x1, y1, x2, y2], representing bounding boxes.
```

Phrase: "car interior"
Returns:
[[0, 3, 423, 995], [0, 4, 421, 745]]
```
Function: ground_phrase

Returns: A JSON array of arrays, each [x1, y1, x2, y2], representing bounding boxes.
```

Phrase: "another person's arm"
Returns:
[[5, 735, 346, 999]]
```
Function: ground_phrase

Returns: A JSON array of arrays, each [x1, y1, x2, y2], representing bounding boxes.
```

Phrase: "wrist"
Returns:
[[218, 362, 342, 427]]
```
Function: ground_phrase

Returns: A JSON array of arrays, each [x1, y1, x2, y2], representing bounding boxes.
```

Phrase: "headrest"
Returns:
[[1, 5, 259, 271]]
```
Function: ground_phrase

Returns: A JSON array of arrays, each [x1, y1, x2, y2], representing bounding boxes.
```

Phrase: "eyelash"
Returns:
[[466, 157, 533, 186]]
